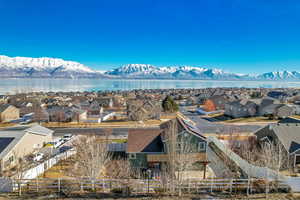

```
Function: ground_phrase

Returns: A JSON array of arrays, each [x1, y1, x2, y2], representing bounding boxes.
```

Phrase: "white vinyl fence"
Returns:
[[14, 149, 76, 180], [4, 178, 290, 195]]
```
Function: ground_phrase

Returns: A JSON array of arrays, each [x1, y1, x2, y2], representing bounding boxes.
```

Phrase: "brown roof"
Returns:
[[127, 129, 161, 153]]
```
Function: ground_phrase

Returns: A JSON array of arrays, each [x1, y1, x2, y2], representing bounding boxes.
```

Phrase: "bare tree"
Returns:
[[106, 159, 133, 179], [106, 159, 135, 194], [163, 119, 197, 196], [260, 141, 287, 177], [12, 150, 28, 196], [71, 135, 111, 190]]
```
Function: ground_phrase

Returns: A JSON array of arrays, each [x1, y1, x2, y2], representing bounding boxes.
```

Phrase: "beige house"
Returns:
[[0, 104, 20, 122], [0, 125, 53, 172]]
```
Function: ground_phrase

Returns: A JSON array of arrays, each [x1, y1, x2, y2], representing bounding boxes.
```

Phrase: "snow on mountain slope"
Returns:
[[0, 55, 104, 78], [1, 55, 300, 80], [257, 70, 300, 80], [106, 64, 300, 80], [0, 55, 93, 72], [106, 64, 245, 79]]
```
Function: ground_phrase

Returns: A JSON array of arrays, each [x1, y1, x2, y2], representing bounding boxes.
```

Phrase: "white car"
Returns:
[[33, 153, 44, 162], [54, 139, 64, 148], [63, 134, 72, 142]]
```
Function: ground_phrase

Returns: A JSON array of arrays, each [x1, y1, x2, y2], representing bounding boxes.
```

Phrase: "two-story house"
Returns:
[[127, 117, 208, 178]]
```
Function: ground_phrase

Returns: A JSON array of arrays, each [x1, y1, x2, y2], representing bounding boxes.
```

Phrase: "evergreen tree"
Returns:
[[162, 96, 179, 112]]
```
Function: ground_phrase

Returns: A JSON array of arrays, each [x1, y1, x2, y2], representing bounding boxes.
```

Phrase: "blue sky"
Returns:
[[1, 0, 300, 73]]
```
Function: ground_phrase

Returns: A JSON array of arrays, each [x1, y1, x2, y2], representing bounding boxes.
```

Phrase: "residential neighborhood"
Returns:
[[1, 88, 300, 199]]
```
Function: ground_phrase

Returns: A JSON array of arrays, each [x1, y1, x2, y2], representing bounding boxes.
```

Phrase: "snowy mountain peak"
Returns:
[[105, 64, 240, 79], [0, 55, 94, 73], [0, 55, 106, 78], [257, 70, 300, 80]]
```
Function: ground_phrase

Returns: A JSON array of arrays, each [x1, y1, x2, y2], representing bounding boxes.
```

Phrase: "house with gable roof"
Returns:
[[254, 122, 300, 167], [0, 124, 53, 173], [127, 117, 208, 177]]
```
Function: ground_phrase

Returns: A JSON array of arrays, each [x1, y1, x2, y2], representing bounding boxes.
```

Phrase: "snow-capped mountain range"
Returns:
[[1, 55, 300, 81], [0, 55, 104, 78], [105, 64, 300, 80]]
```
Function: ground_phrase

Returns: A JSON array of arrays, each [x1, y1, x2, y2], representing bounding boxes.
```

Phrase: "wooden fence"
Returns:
[[7, 178, 290, 195]]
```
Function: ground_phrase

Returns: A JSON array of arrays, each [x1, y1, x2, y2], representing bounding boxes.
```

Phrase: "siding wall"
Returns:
[[1, 132, 52, 171], [0, 106, 19, 122]]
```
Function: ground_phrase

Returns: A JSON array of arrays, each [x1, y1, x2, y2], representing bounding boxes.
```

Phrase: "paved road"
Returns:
[[52, 127, 159, 137], [180, 107, 262, 134]]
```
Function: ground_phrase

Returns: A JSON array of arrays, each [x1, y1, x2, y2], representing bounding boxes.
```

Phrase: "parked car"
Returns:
[[59, 146, 73, 153], [54, 139, 64, 148], [20, 119, 32, 125], [47, 139, 64, 148], [33, 153, 44, 162], [63, 134, 72, 142]]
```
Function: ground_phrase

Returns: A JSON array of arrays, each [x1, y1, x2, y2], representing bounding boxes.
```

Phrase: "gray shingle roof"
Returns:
[[0, 138, 14, 155], [255, 123, 300, 154], [0, 104, 10, 113], [0, 130, 25, 159], [25, 125, 54, 136]]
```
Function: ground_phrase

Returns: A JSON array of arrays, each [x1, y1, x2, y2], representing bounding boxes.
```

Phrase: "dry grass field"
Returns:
[[220, 116, 278, 124]]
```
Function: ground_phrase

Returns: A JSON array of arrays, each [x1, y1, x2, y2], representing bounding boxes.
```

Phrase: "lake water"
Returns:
[[0, 78, 300, 94]]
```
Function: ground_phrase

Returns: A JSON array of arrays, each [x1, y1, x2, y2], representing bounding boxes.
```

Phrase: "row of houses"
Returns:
[[225, 98, 297, 119]]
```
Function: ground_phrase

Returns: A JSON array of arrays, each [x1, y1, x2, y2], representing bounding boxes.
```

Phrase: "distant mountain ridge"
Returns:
[[0, 55, 104, 78], [1, 55, 300, 80], [106, 64, 300, 81]]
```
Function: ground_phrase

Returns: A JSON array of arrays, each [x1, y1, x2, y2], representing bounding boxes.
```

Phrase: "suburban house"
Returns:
[[224, 100, 258, 118], [254, 123, 300, 167], [0, 125, 53, 173], [127, 100, 161, 121], [203, 95, 227, 112], [0, 95, 9, 104], [0, 104, 20, 123], [47, 106, 87, 122], [274, 105, 295, 119], [267, 91, 288, 102], [258, 98, 278, 116], [95, 97, 114, 108], [127, 117, 208, 178], [77, 100, 103, 117]]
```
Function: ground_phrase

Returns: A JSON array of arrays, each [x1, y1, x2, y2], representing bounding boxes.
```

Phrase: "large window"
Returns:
[[198, 142, 206, 152], [8, 155, 14, 163], [129, 153, 136, 159]]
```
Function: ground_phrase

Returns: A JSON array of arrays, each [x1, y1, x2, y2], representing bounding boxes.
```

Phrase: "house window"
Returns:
[[129, 153, 136, 159], [9, 156, 14, 163], [176, 142, 184, 152], [260, 137, 272, 148], [198, 142, 206, 151], [163, 142, 168, 153]]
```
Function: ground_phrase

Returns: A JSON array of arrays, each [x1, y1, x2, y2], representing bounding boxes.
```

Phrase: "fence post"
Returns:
[[265, 179, 268, 198], [247, 178, 250, 196], [210, 179, 213, 193], [36, 178, 39, 193], [58, 178, 61, 193], [92, 179, 95, 191], [80, 180, 83, 192], [230, 179, 233, 194]]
